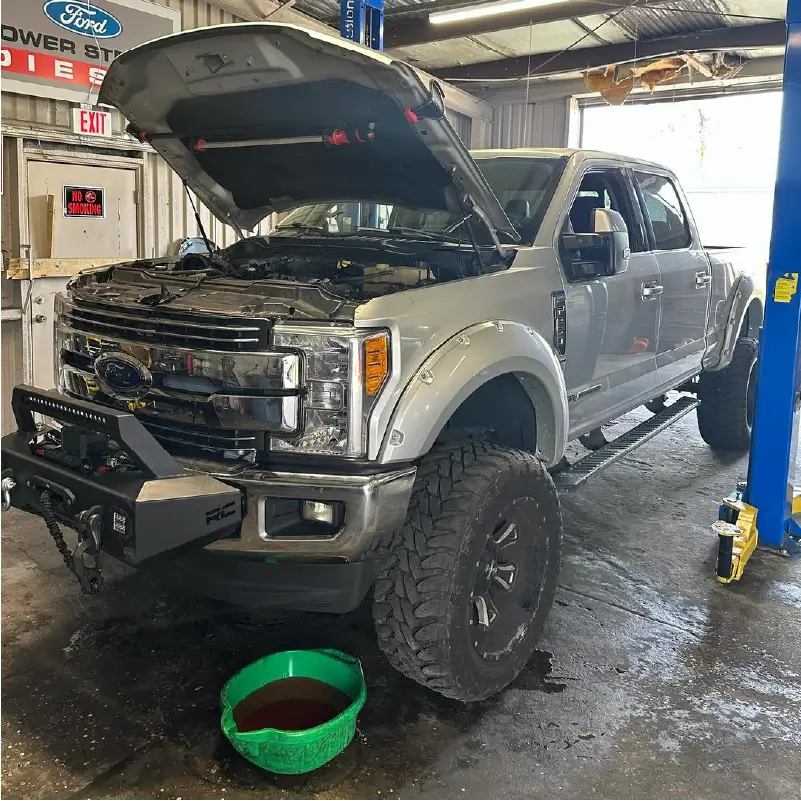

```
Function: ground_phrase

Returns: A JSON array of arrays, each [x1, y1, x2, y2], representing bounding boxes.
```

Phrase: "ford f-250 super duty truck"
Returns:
[[0, 23, 765, 701]]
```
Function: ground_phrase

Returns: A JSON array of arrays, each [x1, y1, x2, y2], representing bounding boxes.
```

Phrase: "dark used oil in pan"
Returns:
[[233, 677, 352, 733]]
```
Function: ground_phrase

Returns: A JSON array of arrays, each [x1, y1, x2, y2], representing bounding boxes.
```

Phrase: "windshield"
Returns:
[[273, 156, 567, 245]]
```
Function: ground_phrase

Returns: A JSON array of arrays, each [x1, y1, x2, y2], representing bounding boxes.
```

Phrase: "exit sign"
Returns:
[[72, 108, 112, 137]]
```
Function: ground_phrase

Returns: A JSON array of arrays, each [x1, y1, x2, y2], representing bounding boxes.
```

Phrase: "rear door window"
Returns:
[[635, 172, 691, 250]]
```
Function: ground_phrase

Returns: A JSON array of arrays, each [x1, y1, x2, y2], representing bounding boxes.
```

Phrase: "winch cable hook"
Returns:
[[40, 490, 102, 594]]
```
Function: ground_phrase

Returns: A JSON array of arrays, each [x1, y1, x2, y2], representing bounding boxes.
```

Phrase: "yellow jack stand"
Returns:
[[713, 498, 759, 584]]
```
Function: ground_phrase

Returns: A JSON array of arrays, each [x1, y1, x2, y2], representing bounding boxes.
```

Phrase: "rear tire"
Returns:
[[371, 442, 562, 701], [697, 337, 758, 451]]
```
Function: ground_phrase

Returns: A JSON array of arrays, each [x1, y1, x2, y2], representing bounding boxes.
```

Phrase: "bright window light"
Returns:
[[429, 0, 570, 25]]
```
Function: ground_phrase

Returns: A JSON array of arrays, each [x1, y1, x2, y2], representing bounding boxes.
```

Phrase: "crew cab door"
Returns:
[[558, 165, 662, 434], [632, 169, 711, 388]]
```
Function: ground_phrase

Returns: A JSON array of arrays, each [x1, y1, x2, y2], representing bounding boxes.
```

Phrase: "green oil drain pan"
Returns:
[[220, 649, 367, 775]]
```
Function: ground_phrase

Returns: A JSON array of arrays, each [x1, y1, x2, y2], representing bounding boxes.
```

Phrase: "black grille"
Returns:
[[61, 299, 269, 352]]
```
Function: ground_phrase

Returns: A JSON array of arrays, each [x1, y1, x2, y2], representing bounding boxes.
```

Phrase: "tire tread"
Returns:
[[697, 337, 758, 451], [371, 441, 560, 700]]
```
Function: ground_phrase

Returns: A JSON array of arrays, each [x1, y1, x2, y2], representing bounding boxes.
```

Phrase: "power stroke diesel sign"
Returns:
[[1, 0, 179, 104]]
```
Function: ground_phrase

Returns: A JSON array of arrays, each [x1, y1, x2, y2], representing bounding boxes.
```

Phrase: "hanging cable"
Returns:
[[455, 0, 781, 97], [522, 21, 534, 145], [480, 0, 647, 101]]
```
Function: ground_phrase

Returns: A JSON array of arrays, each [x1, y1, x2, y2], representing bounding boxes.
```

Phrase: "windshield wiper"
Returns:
[[274, 223, 336, 237], [386, 227, 454, 242]]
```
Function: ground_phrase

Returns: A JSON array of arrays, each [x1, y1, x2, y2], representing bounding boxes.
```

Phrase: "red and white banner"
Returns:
[[1, 46, 106, 87]]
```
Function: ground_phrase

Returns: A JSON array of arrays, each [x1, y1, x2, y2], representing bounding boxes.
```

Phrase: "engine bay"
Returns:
[[173, 235, 508, 301]]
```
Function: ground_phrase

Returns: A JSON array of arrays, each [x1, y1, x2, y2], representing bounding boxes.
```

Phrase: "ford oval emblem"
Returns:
[[94, 352, 152, 400], [43, 1, 123, 39]]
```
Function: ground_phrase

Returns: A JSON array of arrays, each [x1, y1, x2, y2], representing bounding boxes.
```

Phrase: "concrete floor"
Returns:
[[2, 408, 800, 800]]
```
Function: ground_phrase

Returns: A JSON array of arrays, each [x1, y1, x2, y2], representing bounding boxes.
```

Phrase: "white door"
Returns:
[[27, 160, 138, 389]]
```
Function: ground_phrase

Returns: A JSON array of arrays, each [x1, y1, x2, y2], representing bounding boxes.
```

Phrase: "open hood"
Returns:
[[99, 23, 517, 239]]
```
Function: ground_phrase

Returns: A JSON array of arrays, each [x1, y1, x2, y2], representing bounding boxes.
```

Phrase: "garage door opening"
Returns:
[[580, 92, 782, 258]]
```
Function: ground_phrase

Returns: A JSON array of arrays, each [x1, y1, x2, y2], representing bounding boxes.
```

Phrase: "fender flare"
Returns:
[[377, 321, 569, 466], [704, 274, 764, 371]]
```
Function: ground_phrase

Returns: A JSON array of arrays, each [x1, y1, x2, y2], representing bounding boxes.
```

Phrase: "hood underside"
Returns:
[[99, 23, 516, 238]]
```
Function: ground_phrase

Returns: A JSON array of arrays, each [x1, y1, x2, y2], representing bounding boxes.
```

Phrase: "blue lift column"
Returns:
[[720, 0, 801, 569], [340, 0, 384, 229], [340, 0, 384, 50]]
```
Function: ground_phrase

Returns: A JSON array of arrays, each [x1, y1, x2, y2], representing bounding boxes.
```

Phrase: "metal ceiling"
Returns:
[[613, 0, 735, 39], [291, 0, 786, 79]]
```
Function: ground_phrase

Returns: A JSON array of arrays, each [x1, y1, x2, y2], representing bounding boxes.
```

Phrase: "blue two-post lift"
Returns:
[[340, 0, 384, 51], [338, 0, 384, 228], [717, 0, 801, 578]]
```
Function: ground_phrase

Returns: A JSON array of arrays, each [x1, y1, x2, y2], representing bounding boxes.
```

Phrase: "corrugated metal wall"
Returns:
[[146, 153, 273, 257], [445, 108, 474, 146], [152, 0, 241, 30], [490, 98, 572, 149]]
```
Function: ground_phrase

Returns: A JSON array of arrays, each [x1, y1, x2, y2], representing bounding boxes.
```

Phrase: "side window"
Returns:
[[559, 169, 643, 282], [564, 169, 644, 252], [635, 172, 691, 250]]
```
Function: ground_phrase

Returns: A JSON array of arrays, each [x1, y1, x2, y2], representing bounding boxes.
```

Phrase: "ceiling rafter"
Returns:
[[431, 21, 786, 81]]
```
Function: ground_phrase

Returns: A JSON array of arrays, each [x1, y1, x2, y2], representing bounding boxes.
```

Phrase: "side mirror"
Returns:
[[593, 208, 631, 274]]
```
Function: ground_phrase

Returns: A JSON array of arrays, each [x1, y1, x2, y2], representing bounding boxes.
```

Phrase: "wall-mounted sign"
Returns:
[[43, 1, 123, 40], [1, 0, 179, 104], [64, 185, 105, 218], [72, 107, 112, 137]]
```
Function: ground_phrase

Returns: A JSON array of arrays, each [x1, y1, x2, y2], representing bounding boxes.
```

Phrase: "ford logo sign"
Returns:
[[94, 352, 152, 400], [43, 1, 123, 39]]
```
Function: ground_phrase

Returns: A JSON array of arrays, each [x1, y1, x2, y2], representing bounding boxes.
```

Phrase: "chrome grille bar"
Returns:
[[58, 296, 269, 352]]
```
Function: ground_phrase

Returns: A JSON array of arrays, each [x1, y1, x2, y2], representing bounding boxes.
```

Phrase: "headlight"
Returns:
[[272, 324, 390, 457]]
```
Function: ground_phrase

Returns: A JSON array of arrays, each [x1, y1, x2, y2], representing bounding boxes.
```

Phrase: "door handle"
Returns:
[[641, 282, 664, 300], [695, 271, 712, 288]]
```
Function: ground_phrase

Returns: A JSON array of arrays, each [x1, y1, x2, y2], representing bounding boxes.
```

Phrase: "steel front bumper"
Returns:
[[0, 386, 243, 565], [1, 387, 416, 610]]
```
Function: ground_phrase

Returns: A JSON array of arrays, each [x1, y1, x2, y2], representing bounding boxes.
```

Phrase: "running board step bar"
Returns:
[[553, 396, 700, 491]]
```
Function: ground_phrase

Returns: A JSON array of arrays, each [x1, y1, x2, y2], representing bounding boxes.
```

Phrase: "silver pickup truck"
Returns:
[[0, 23, 764, 701]]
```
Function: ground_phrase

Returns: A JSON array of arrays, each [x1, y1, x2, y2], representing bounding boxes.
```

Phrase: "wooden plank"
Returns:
[[5, 257, 119, 279]]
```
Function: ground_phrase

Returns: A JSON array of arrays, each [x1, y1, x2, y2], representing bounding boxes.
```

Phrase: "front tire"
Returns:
[[372, 442, 562, 701], [697, 337, 758, 451]]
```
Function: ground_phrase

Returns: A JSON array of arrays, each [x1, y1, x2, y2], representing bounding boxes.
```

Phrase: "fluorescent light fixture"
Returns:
[[430, 0, 570, 25]]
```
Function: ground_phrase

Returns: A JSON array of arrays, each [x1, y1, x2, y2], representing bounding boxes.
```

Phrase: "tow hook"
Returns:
[[1, 476, 16, 512]]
